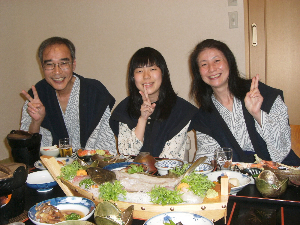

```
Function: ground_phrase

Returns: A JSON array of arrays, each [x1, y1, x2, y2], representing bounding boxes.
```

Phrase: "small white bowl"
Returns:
[[28, 197, 95, 225], [155, 159, 184, 176], [26, 170, 57, 192], [40, 145, 60, 157], [206, 170, 251, 195]]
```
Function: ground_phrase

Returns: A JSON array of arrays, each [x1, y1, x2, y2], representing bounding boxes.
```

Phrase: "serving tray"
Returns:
[[40, 156, 228, 222]]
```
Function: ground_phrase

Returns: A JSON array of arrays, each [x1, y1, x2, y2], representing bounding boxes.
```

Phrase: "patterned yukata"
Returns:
[[191, 81, 299, 166], [20, 74, 117, 155], [194, 95, 290, 163], [109, 96, 198, 160]]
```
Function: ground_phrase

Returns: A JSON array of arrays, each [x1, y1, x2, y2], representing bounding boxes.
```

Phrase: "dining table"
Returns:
[[16, 167, 300, 225]]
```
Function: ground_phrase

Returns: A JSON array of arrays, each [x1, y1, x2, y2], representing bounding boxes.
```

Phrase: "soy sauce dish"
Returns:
[[28, 197, 95, 225]]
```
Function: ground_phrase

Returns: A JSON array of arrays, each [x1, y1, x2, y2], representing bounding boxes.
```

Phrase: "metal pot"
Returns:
[[6, 130, 42, 167]]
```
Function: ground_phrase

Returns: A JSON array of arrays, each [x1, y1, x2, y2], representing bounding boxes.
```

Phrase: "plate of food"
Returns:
[[28, 196, 95, 225], [41, 155, 228, 221], [59, 159, 216, 205], [35, 157, 74, 170], [206, 170, 251, 195], [76, 149, 120, 163]]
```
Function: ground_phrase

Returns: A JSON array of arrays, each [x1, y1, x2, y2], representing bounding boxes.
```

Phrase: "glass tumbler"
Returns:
[[59, 138, 72, 157], [215, 147, 233, 170]]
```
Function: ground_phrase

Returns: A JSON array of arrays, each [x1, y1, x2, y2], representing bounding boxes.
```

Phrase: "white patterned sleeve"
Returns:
[[117, 122, 143, 155], [159, 123, 190, 160], [85, 106, 117, 155], [20, 101, 53, 147], [254, 96, 291, 162], [195, 131, 221, 163]]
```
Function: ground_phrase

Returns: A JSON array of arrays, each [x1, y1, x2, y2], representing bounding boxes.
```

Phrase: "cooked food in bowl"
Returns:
[[28, 197, 95, 225], [206, 171, 251, 195], [35, 202, 84, 223]]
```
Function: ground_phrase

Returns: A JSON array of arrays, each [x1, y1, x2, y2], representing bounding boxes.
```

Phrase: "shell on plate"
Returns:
[[255, 170, 288, 198], [94, 201, 134, 225], [91, 154, 127, 168], [264, 165, 300, 186], [86, 167, 116, 186]]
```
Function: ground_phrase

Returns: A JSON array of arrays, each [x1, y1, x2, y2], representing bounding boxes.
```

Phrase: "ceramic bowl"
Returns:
[[206, 170, 251, 195], [143, 212, 213, 225], [28, 196, 95, 225], [183, 162, 214, 175], [194, 163, 214, 174], [26, 170, 57, 192], [133, 152, 157, 173], [255, 170, 288, 198], [40, 146, 60, 157], [154, 159, 184, 176]]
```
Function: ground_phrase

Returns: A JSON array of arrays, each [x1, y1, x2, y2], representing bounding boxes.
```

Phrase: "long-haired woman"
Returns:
[[110, 47, 197, 159], [190, 39, 299, 166]]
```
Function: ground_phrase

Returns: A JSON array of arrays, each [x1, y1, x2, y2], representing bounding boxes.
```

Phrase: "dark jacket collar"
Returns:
[[29, 73, 115, 147]]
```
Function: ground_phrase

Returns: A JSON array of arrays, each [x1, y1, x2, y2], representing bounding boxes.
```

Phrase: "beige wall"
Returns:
[[0, 0, 245, 161]]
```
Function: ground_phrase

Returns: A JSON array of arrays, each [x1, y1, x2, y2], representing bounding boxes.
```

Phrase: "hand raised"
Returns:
[[21, 85, 46, 123], [139, 86, 156, 121], [244, 74, 263, 122]]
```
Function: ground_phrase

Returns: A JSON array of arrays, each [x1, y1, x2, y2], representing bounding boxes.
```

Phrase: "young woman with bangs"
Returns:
[[109, 47, 197, 160]]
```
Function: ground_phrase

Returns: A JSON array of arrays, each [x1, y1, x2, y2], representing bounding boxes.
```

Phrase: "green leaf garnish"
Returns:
[[149, 186, 183, 205], [127, 164, 145, 174], [181, 173, 215, 197], [98, 181, 127, 201], [59, 161, 83, 180]]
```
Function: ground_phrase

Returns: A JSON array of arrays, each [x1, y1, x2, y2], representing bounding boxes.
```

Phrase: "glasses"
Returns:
[[43, 61, 72, 71]]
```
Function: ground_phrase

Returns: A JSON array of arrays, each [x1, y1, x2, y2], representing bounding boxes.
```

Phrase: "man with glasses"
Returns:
[[20, 37, 117, 155]]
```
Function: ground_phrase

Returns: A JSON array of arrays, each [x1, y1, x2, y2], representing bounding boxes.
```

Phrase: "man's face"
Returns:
[[42, 44, 76, 93]]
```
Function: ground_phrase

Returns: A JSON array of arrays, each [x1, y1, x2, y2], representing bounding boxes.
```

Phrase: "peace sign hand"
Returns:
[[244, 74, 263, 124], [21, 85, 46, 123], [139, 86, 156, 121]]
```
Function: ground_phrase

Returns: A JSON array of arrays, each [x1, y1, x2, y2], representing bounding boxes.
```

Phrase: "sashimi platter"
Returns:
[[40, 155, 229, 222]]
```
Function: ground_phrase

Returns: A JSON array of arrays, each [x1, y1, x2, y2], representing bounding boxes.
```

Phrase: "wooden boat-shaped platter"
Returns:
[[40, 156, 228, 222]]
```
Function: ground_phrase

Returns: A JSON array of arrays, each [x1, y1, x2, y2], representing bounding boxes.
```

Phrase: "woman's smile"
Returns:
[[197, 48, 230, 90], [134, 65, 162, 102]]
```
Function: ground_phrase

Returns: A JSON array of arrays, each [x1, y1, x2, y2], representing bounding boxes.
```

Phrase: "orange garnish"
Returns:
[[176, 183, 190, 191]]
